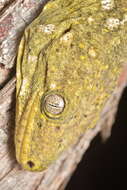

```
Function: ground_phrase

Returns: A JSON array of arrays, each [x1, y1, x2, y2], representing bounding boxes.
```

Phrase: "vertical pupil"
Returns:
[[43, 94, 65, 115]]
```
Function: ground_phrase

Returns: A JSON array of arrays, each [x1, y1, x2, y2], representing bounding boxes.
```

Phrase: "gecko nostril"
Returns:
[[27, 161, 35, 168]]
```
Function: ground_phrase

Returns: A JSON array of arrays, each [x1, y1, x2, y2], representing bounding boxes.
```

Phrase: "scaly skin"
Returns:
[[15, 0, 127, 171]]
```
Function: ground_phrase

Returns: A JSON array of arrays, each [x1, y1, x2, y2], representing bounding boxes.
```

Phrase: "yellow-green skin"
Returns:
[[15, 0, 127, 171]]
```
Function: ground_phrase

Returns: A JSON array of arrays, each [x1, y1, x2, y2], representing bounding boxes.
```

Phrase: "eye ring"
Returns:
[[42, 93, 65, 118]]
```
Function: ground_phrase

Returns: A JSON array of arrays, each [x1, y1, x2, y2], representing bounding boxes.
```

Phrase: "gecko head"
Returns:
[[15, 0, 123, 171]]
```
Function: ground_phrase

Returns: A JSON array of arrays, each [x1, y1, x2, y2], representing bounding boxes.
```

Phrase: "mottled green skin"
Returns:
[[15, 0, 127, 171]]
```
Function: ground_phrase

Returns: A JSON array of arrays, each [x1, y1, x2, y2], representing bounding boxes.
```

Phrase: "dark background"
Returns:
[[66, 87, 127, 190]]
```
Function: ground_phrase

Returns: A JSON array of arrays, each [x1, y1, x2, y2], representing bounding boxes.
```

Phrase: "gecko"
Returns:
[[15, 0, 127, 171]]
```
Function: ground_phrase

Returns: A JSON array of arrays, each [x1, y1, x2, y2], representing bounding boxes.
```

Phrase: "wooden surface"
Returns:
[[0, 0, 127, 189]]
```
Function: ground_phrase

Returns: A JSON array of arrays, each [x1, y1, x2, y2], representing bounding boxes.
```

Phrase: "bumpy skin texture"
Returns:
[[15, 0, 127, 171]]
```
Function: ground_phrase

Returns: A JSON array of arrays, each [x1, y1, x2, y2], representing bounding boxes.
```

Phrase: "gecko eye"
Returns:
[[42, 93, 65, 117]]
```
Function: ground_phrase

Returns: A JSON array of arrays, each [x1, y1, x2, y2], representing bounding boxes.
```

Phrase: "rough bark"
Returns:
[[0, 0, 127, 189]]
